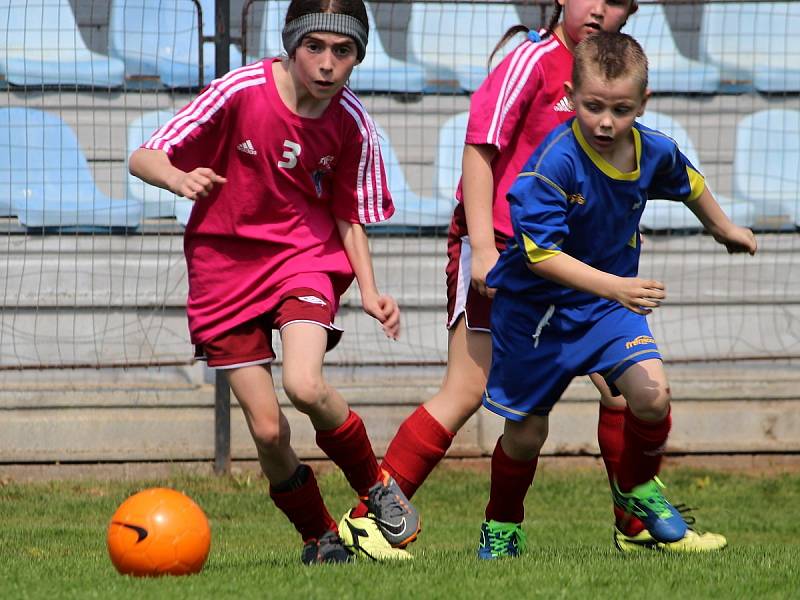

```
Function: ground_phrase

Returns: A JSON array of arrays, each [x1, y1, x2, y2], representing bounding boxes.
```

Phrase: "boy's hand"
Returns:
[[471, 246, 500, 298], [361, 293, 401, 340], [611, 277, 666, 315], [169, 168, 227, 200], [713, 225, 757, 255]]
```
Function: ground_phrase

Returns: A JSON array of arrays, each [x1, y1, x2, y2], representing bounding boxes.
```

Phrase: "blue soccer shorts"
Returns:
[[483, 292, 662, 421]]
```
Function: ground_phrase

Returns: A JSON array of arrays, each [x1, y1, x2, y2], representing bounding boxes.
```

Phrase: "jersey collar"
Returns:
[[572, 119, 641, 181]]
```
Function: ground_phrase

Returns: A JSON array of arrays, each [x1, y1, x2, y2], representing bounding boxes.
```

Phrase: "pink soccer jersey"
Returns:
[[143, 59, 394, 344], [457, 34, 575, 238]]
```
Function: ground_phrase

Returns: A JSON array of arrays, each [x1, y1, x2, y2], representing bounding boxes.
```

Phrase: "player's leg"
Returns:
[[590, 373, 650, 537], [380, 318, 487, 499], [379, 230, 495, 502], [612, 358, 688, 543], [224, 364, 348, 564], [199, 315, 347, 564], [608, 363, 727, 552], [477, 296, 570, 559], [280, 320, 419, 553], [478, 415, 548, 560]]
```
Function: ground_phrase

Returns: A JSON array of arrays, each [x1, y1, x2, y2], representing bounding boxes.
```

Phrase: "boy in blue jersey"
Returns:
[[477, 32, 756, 559]]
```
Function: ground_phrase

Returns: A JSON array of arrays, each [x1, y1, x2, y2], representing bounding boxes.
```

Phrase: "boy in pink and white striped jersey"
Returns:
[[130, 0, 417, 564]]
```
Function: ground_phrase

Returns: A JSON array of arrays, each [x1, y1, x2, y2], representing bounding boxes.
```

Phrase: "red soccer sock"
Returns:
[[616, 406, 672, 493], [315, 409, 380, 498], [598, 404, 645, 535], [484, 437, 538, 524], [269, 465, 337, 542], [381, 405, 456, 500]]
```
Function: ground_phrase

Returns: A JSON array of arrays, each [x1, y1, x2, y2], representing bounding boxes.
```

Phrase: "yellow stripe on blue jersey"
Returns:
[[572, 120, 642, 181], [522, 232, 562, 263], [518, 172, 568, 199], [686, 166, 705, 201]]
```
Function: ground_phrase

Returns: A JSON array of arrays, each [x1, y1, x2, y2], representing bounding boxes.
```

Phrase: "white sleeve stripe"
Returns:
[[145, 65, 266, 152], [147, 64, 264, 144], [495, 41, 559, 146], [342, 89, 379, 221], [341, 90, 385, 223], [147, 65, 264, 146], [344, 89, 385, 222], [487, 39, 559, 147], [339, 98, 370, 223], [486, 41, 534, 144]]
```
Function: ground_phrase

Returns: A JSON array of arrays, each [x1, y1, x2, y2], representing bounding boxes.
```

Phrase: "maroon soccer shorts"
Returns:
[[195, 287, 343, 368], [445, 203, 508, 331]]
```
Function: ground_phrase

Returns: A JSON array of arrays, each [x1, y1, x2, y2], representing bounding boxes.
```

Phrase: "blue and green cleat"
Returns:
[[477, 520, 527, 560], [612, 477, 687, 543]]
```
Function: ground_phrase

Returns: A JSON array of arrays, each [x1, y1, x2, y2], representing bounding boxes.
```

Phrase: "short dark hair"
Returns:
[[572, 31, 648, 95]]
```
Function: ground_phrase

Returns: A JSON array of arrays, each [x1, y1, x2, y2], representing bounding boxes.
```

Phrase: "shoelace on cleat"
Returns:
[[486, 525, 525, 556], [372, 485, 406, 520]]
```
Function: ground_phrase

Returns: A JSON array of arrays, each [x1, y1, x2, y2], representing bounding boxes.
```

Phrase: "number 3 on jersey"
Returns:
[[278, 140, 302, 169]]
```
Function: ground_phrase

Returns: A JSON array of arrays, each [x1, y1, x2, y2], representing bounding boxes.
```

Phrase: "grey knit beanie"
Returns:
[[282, 13, 368, 62]]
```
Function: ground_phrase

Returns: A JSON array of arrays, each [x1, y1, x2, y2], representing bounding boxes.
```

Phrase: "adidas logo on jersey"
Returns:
[[553, 96, 574, 113], [236, 139, 257, 155]]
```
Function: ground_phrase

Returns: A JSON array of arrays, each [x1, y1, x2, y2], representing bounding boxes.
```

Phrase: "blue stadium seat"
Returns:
[[435, 112, 468, 200], [700, 3, 800, 93], [255, 1, 425, 94], [370, 124, 454, 230], [407, 2, 522, 93], [733, 109, 800, 229], [0, 0, 125, 87], [638, 111, 754, 231], [626, 5, 719, 94], [109, 0, 243, 88], [0, 107, 141, 230], [127, 111, 194, 225]]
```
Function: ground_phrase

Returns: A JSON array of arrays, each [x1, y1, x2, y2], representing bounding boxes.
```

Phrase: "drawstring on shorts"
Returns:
[[531, 304, 555, 348]]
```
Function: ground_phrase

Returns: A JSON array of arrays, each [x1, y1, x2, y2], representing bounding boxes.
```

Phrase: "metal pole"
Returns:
[[214, 370, 231, 475], [213, 0, 232, 476]]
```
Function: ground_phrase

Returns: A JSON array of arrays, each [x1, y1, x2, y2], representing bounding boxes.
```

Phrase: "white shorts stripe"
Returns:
[[448, 235, 472, 329]]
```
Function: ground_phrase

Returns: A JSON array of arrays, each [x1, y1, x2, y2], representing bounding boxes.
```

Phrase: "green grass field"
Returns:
[[2, 463, 799, 599]]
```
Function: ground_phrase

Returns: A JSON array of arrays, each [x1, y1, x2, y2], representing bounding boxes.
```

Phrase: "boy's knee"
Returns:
[[283, 374, 328, 414], [251, 418, 288, 453], [504, 416, 549, 460], [628, 386, 671, 421]]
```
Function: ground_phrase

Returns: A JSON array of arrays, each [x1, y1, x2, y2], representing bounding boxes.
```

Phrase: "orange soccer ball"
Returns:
[[107, 487, 211, 577]]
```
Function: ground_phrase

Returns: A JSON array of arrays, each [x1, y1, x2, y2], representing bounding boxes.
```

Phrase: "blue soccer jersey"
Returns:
[[482, 118, 706, 420], [486, 118, 705, 310]]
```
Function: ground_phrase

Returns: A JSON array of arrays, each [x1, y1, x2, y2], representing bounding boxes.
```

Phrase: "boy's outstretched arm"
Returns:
[[529, 253, 665, 316], [129, 148, 227, 201], [336, 219, 400, 340], [685, 187, 757, 255]]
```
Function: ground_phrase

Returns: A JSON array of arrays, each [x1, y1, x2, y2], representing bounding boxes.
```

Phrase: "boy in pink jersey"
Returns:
[[349, 0, 725, 554], [130, 0, 418, 564]]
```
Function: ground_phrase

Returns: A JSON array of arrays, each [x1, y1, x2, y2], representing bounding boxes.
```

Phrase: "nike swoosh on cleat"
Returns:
[[375, 517, 407, 537], [114, 522, 148, 543]]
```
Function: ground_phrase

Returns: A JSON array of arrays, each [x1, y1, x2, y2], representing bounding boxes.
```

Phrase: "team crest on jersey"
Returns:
[[568, 193, 586, 205], [312, 155, 336, 197]]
